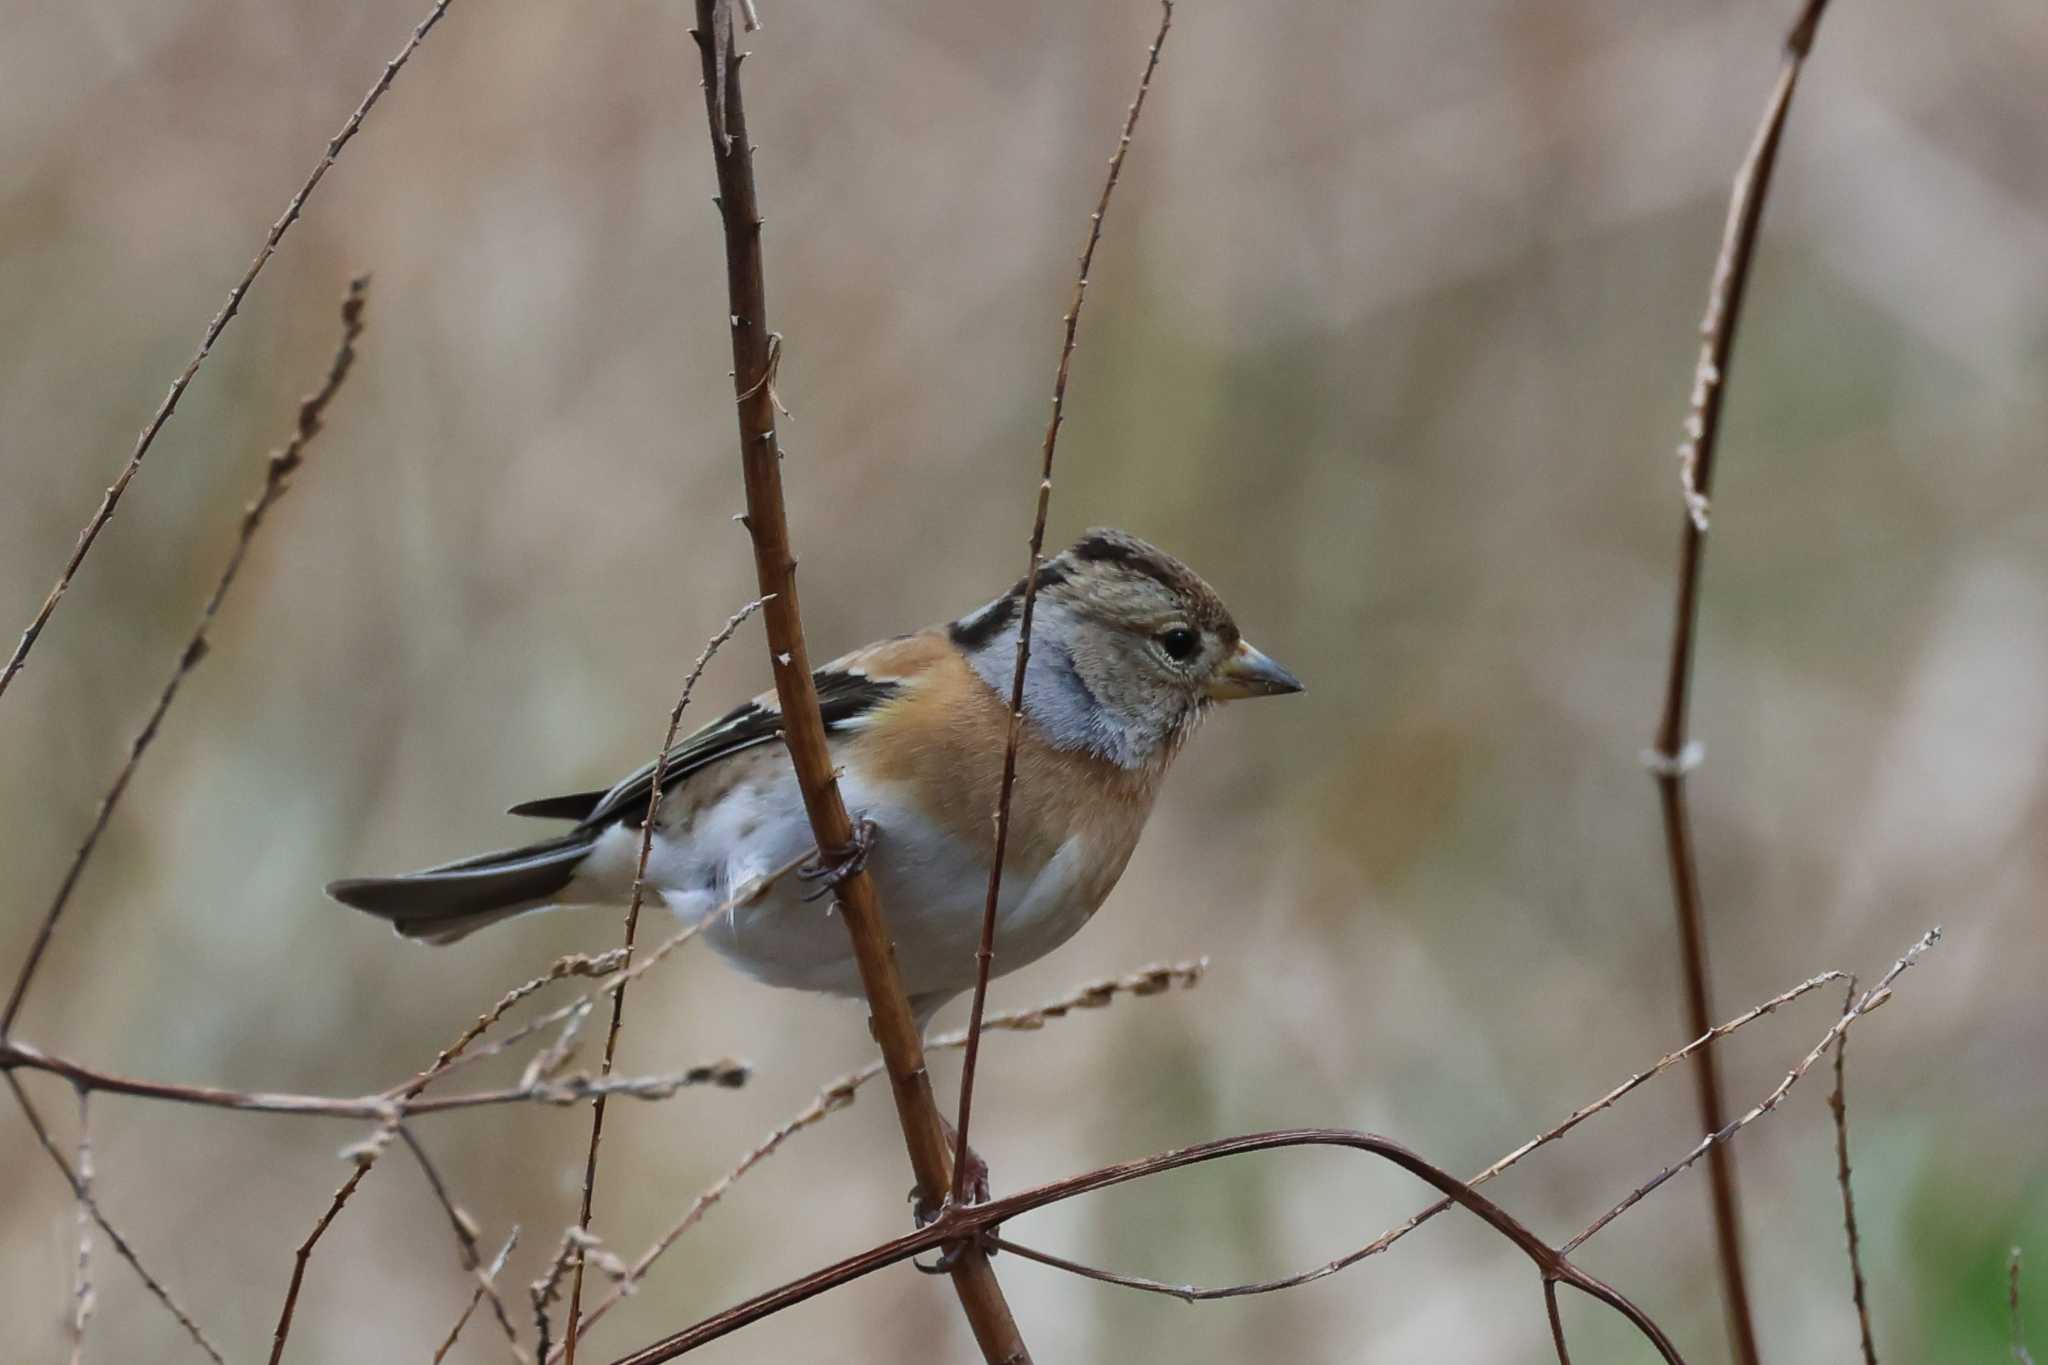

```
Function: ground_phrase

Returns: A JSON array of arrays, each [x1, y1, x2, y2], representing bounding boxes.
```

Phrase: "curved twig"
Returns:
[[1647, 6, 1837, 1362], [953, 0, 1176, 1208], [605, 1128, 1686, 1365]]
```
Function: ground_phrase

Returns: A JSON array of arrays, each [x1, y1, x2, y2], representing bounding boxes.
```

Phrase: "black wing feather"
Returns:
[[509, 671, 901, 832]]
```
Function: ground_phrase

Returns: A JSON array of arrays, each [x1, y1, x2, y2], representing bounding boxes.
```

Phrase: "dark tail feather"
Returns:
[[326, 834, 594, 944], [506, 790, 610, 821]]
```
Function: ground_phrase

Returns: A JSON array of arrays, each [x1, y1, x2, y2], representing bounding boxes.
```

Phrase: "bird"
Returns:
[[326, 529, 1302, 1030]]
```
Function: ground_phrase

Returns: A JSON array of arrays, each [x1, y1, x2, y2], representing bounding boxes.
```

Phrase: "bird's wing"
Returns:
[[507, 631, 951, 829]]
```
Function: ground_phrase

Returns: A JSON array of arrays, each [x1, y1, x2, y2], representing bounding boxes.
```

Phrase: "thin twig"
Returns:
[[539, 1230, 632, 1364], [1646, 6, 1835, 1362], [563, 597, 767, 1365], [686, 1, 1028, 1356], [978, 961, 1865, 1303], [268, 1163, 372, 1365], [1567, 930, 1937, 1254], [1828, 978, 1879, 1365], [603, 1128, 1688, 1365], [0, 0, 452, 703], [1, 1038, 746, 1118], [953, 0, 1175, 1213], [551, 962, 1205, 1356], [68, 1088, 94, 1365], [400, 1126, 528, 1361], [3, 1075, 225, 1363], [435, 1229, 523, 1365], [385, 950, 631, 1097], [3, 277, 370, 1035]]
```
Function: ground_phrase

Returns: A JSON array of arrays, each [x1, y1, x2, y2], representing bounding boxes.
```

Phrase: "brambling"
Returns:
[[327, 529, 1301, 1027]]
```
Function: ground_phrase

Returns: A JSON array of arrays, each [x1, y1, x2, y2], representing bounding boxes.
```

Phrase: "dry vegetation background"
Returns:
[[3, 0, 2046, 1360]]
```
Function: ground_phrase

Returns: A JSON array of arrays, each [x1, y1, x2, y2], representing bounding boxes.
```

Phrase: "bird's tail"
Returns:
[[326, 833, 597, 944]]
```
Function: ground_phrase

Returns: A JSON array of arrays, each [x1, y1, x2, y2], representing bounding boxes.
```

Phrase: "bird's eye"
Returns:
[[1158, 626, 1200, 662]]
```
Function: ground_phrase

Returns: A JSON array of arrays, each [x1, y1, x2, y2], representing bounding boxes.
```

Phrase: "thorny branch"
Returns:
[[0, 0, 453, 703], [563, 596, 768, 1365], [1647, 5, 1836, 1363], [686, 0, 1029, 1357], [3, 277, 370, 1036], [954, 0, 1175, 1214]]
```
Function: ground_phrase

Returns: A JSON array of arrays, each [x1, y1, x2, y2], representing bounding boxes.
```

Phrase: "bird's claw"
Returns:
[[908, 1142, 996, 1273], [797, 819, 879, 902]]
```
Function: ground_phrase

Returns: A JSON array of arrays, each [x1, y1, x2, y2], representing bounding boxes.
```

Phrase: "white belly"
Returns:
[[575, 761, 1098, 1016]]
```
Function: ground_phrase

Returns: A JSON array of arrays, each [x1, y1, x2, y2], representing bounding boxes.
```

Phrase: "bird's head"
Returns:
[[951, 528, 1303, 768]]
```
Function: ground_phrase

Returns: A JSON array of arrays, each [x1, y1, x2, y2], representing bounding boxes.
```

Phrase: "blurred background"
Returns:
[[3, 0, 2044, 1360]]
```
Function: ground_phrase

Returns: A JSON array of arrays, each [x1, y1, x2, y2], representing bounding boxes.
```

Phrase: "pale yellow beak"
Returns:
[[1204, 638, 1305, 701]]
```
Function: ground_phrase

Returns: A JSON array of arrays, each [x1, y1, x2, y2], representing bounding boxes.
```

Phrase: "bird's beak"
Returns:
[[1205, 639, 1305, 701]]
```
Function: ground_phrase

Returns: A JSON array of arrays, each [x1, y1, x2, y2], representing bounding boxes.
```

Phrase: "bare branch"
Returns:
[[67, 1089, 94, 1365], [603, 1128, 1688, 1365], [955, 0, 1175, 1212], [4, 277, 371, 1035], [3, 1076, 225, 1363], [1646, 6, 1836, 1361], [551, 961, 1205, 1356], [686, 0, 1028, 1354], [564, 597, 768, 1363], [1828, 979, 1879, 1365], [434, 1229, 523, 1365], [0, 0, 454, 702], [971, 955, 1896, 1305], [1566, 930, 1938, 1253], [399, 1126, 528, 1361], [268, 1164, 373, 1365]]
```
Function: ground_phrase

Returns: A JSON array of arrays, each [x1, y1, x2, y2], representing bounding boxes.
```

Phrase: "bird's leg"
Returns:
[[912, 1114, 996, 1273], [796, 818, 879, 902]]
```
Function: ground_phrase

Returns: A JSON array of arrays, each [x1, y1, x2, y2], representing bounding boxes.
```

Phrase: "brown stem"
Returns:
[[0, 0, 452, 704], [4, 1075, 226, 1364], [685, 4, 1028, 1359], [551, 962, 1205, 1357], [268, 1164, 372, 1365], [399, 1127, 528, 1360], [1566, 931, 1937, 1254], [953, 0, 1175, 1211], [3, 278, 369, 1036], [1828, 980, 1880, 1365], [604, 1128, 1688, 1365], [433, 1228, 522, 1365], [0, 1039, 745, 1118], [1647, 6, 1833, 1363], [562, 598, 766, 1364]]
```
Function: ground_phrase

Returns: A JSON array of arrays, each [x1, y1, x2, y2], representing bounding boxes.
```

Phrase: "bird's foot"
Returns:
[[911, 1118, 995, 1273], [797, 818, 879, 902]]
